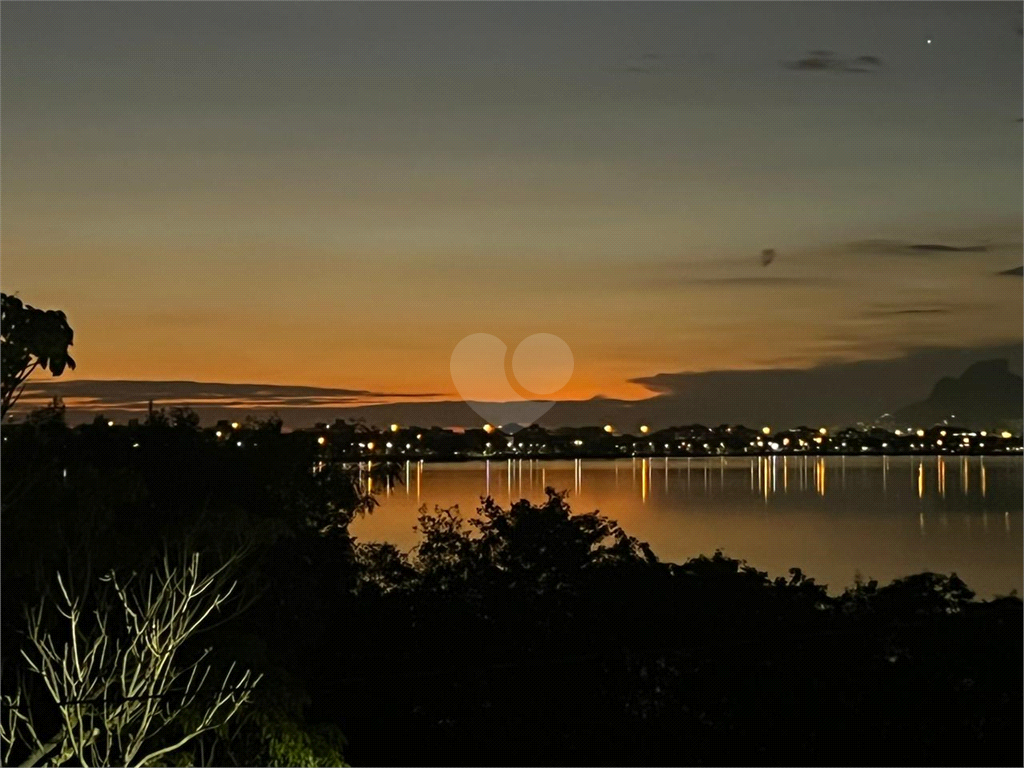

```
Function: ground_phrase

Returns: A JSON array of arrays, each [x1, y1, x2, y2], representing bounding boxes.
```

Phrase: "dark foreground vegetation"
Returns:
[[2, 411, 1021, 766]]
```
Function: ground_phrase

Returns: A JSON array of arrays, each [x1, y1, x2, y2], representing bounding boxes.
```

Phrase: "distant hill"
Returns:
[[893, 359, 1023, 429]]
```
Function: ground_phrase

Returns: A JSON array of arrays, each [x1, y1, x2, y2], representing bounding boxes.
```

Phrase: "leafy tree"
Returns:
[[1, 294, 76, 418], [406, 489, 654, 598], [169, 407, 201, 430]]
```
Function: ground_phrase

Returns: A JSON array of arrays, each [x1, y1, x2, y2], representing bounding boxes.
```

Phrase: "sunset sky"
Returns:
[[3, 2, 1021, 412]]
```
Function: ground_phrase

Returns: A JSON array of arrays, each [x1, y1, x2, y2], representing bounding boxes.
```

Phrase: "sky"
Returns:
[[2, 2, 1021, 422]]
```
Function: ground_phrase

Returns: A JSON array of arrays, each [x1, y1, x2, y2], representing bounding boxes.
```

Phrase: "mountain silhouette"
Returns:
[[893, 359, 1023, 428]]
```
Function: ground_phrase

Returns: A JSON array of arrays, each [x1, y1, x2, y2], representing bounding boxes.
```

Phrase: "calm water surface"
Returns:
[[351, 456, 1023, 597]]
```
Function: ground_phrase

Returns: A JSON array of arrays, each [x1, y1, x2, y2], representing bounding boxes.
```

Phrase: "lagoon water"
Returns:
[[351, 455, 1023, 597]]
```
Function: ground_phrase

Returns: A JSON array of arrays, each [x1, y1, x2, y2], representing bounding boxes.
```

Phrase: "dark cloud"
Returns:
[[842, 239, 990, 257], [907, 243, 988, 253], [998, 265, 1023, 276], [782, 50, 883, 74], [620, 343, 1023, 429], [760, 248, 777, 267]]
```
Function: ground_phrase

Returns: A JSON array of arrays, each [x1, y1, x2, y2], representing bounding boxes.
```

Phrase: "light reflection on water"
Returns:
[[350, 456, 1023, 597]]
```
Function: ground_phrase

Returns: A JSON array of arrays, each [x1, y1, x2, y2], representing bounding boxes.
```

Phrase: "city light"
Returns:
[[107, 420, 114, 427], [818, 427, 827, 435], [390, 423, 399, 432], [1001, 431, 1013, 439], [231, 422, 240, 430], [639, 425, 649, 434], [280, 420, 1014, 462]]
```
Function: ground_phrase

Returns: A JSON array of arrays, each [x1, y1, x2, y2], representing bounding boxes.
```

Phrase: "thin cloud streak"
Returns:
[[19, 379, 442, 413], [782, 50, 883, 74]]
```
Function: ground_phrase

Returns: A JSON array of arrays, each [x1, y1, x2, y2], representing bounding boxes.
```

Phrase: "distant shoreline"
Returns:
[[336, 450, 1021, 464]]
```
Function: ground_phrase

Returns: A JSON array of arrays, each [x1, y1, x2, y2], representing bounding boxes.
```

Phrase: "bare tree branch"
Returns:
[[2, 551, 260, 767]]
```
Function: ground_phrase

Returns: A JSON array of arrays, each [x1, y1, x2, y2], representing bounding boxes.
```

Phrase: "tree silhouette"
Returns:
[[1, 294, 76, 418]]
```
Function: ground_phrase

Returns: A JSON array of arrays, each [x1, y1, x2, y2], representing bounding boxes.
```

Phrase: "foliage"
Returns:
[[1, 294, 76, 417], [409, 489, 654, 596], [173, 669, 348, 767], [331, 494, 1021, 766], [1, 411, 375, 767]]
